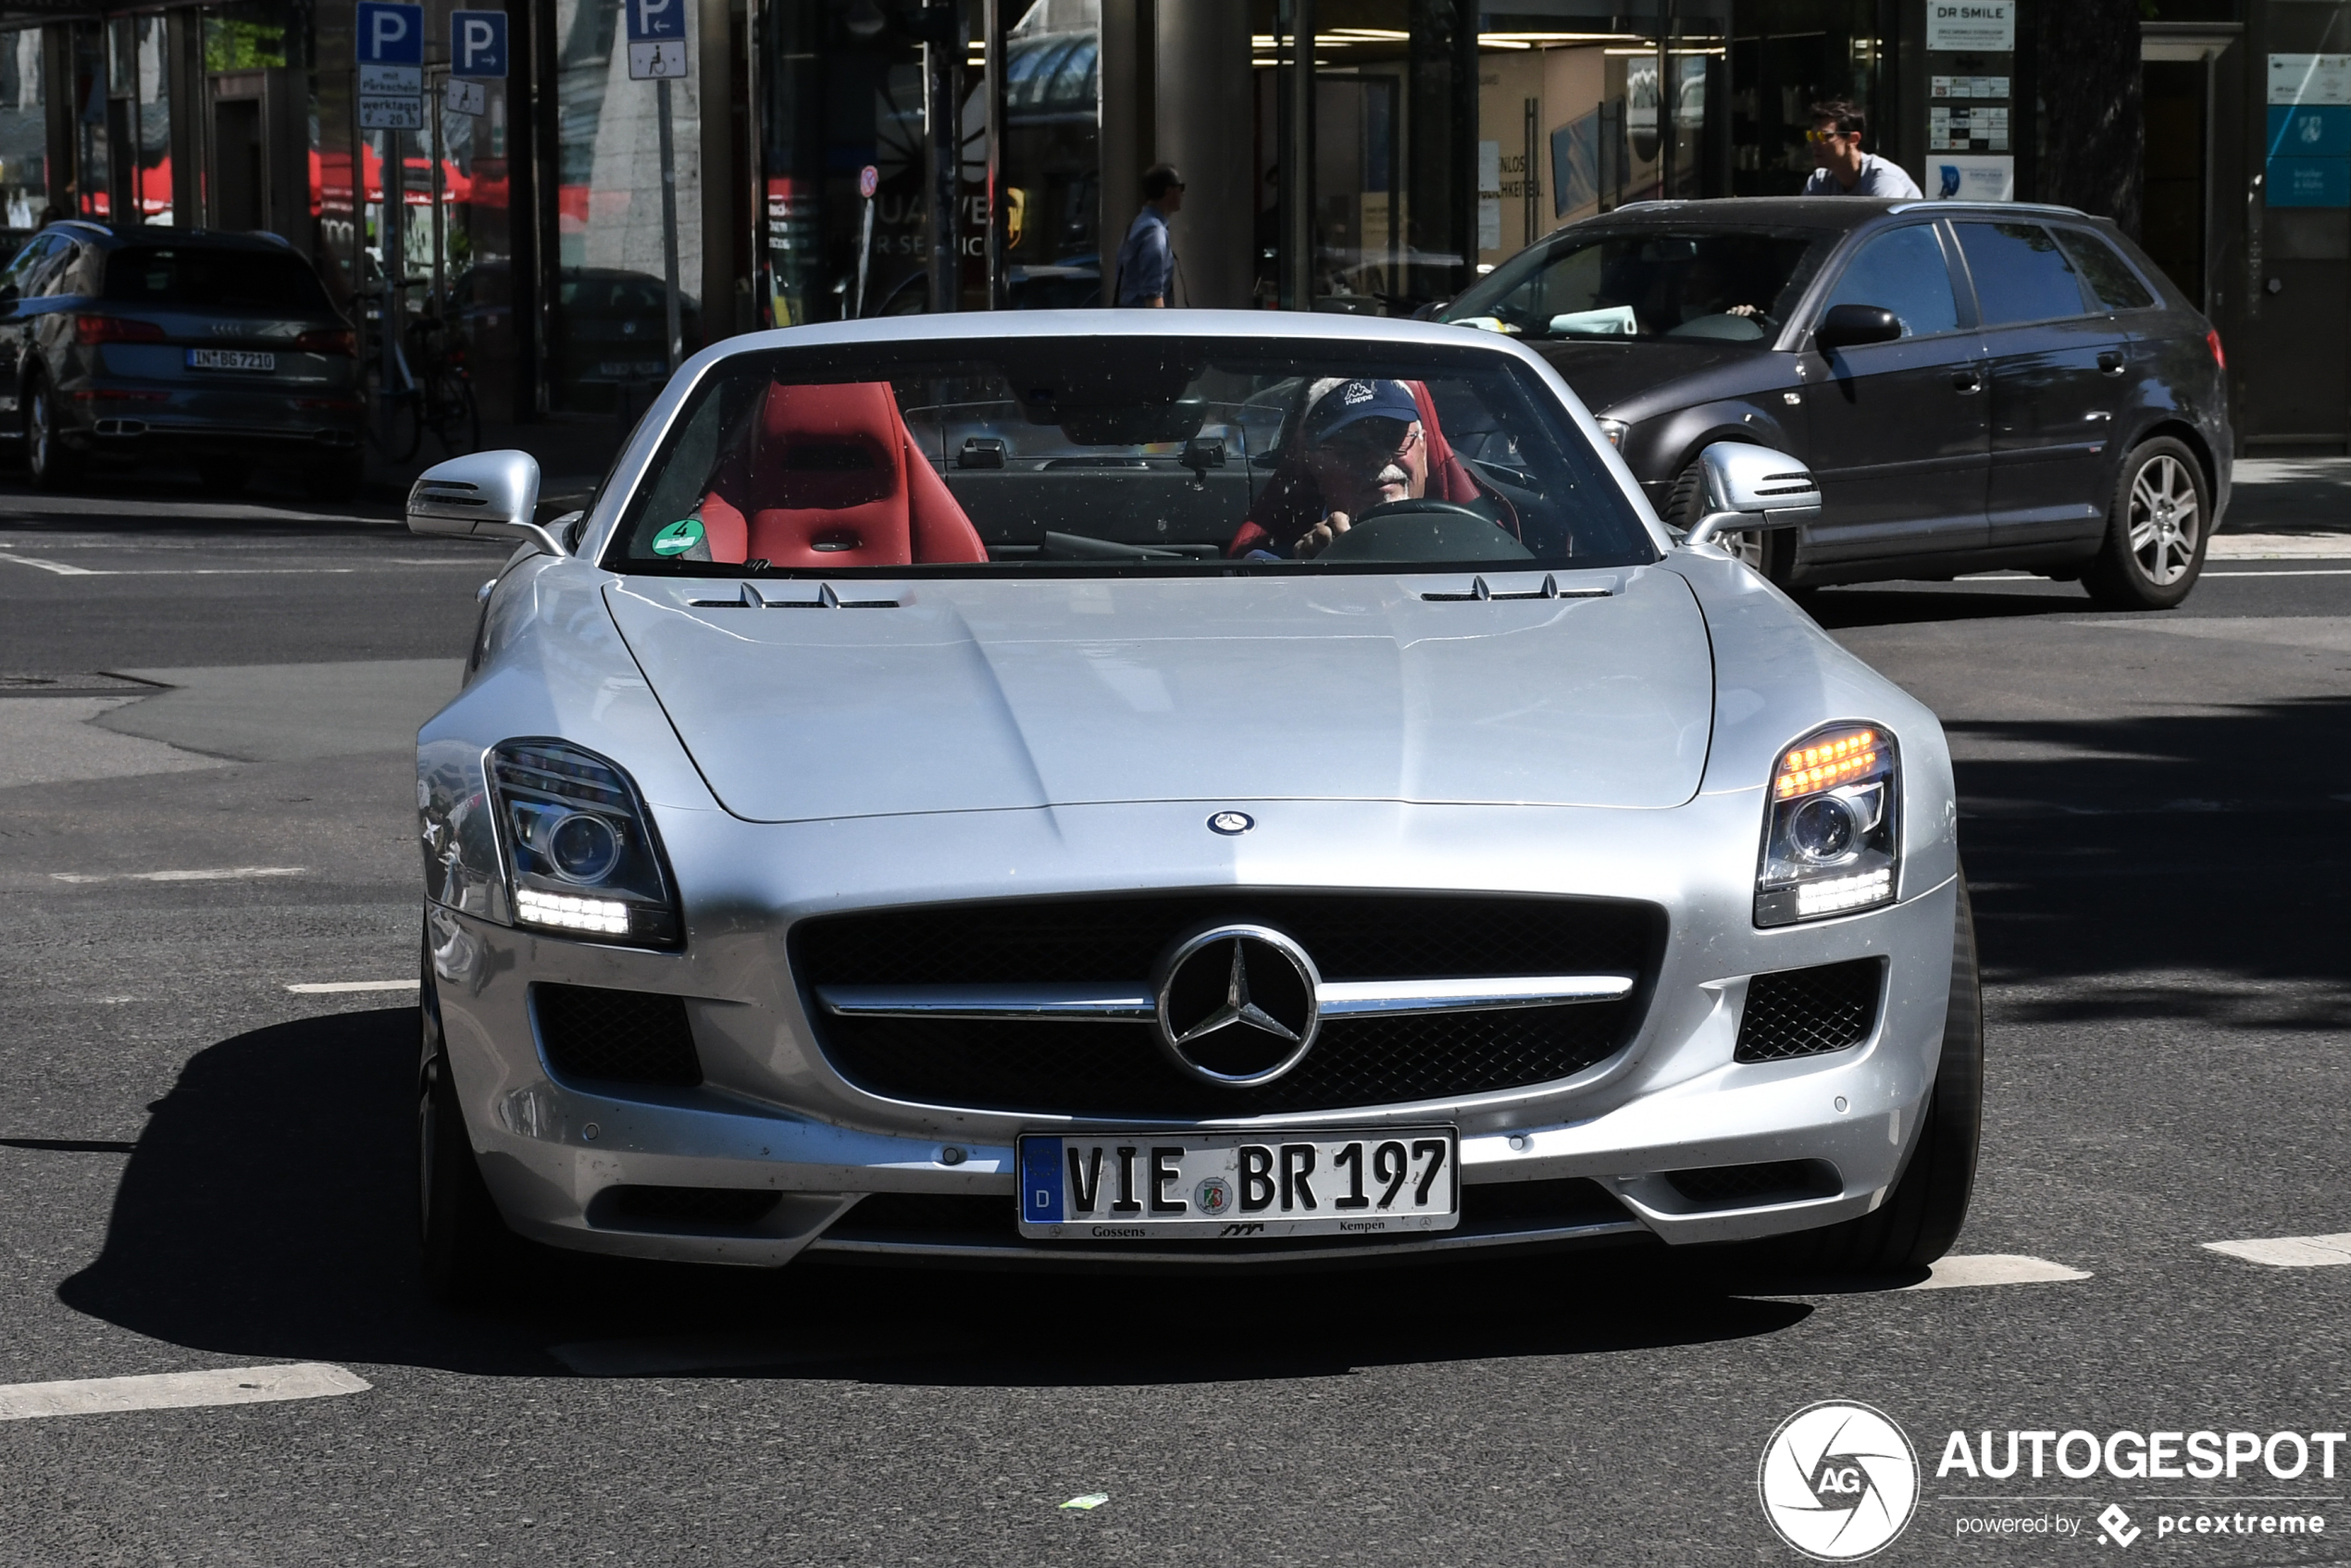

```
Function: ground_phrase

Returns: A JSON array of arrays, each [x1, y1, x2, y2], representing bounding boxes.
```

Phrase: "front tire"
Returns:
[[2083, 437, 2209, 610], [1760, 876, 1984, 1275], [25, 372, 80, 491], [418, 948, 516, 1305]]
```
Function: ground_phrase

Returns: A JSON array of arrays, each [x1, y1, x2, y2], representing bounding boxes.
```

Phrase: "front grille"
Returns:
[[1663, 1160, 1840, 1208], [793, 893, 1661, 1118], [587, 1185, 781, 1233], [1734, 958, 1885, 1064], [533, 984, 703, 1086]]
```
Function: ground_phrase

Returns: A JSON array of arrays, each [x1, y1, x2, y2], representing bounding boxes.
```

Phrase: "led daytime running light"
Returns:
[[516, 885, 630, 935], [1775, 728, 1879, 800]]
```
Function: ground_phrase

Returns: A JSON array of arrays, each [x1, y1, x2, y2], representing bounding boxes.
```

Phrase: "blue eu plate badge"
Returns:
[[1021, 1136, 1064, 1223]]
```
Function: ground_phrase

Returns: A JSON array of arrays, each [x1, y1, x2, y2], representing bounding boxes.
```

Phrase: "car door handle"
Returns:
[[2097, 351, 2127, 376], [1951, 369, 1983, 394]]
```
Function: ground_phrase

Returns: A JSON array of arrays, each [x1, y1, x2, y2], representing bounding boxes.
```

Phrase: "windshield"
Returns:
[[601, 339, 1656, 577], [104, 246, 333, 313], [1443, 227, 1831, 344]]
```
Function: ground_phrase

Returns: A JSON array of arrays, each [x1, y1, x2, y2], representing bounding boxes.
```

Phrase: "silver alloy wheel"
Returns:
[[2127, 453, 2200, 586]]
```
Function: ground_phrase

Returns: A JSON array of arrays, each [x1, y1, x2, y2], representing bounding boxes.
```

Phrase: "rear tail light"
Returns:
[[2206, 329, 2226, 372], [295, 328, 356, 356], [74, 315, 166, 345]]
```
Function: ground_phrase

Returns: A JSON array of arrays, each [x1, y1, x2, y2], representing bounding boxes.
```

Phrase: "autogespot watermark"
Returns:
[[1760, 1406, 2344, 1556]]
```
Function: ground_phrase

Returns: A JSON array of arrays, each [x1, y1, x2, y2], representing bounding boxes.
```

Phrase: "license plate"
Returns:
[[1016, 1128, 1459, 1240], [599, 360, 664, 377], [186, 348, 276, 372]]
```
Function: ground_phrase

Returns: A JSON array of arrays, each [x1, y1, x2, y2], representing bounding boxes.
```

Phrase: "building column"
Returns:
[[1152, 0, 1251, 307], [1098, 0, 1151, 304], [166, 10, 202, 227]]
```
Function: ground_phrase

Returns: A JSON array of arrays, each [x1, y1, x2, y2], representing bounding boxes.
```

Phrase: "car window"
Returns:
[[1821, 224, 1961, 338], [102, 245, 333, 312], [1952, 221, 2094, 327], [603, 340, 1658, 578], [17, 235, 69, 297], [2050, 227, 2157, 311], [1440, 227, 1832, 343]]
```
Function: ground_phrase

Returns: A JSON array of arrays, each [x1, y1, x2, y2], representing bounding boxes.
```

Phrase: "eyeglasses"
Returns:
[[1805, 129, 1857, 145]]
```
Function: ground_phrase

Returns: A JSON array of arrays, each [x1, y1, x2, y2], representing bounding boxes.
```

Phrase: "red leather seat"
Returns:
[[697, 380, 987, 567]]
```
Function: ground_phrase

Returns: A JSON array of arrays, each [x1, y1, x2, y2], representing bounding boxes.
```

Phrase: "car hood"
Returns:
[[604, 567, 1713, 822], [1527, 339, 1774, 417]]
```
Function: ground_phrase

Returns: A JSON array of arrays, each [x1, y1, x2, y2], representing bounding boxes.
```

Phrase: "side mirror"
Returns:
[[1681, 442, 1822, 546], [1814, 303, 1902, 355], [406, 449, 564, 557]]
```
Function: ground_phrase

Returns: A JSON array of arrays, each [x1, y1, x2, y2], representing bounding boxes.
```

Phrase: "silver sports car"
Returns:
[[408, 311, 1978, 1298]]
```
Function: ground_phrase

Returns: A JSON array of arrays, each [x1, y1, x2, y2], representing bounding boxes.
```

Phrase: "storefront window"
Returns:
[[548, 0, 703, 411], [1729, 0, 1877, 194], [0, 29, 45, 232], [437, 41, 516, 417], [109, 16, 172, 225], [74, 25, 106, 218]]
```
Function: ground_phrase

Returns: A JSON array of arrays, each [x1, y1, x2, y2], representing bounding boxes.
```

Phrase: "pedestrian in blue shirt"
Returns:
[[1113, 163, 1185, 307]]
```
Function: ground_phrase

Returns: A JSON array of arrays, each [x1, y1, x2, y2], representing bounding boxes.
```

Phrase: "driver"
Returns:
[[1289, 379, 1429, 559]]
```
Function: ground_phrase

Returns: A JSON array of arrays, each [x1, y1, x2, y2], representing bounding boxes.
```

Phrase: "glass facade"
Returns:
[[0, 29, 44, 232]]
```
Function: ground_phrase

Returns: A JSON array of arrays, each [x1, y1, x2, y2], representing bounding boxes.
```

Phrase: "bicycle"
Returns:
[[359, 277, 479, 464]]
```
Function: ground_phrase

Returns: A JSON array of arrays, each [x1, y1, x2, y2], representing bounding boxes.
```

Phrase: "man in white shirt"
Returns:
[[1801, 99, 1922, 198]]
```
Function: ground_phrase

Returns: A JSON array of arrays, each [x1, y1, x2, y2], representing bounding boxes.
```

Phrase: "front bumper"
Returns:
[[429, 796, 1959, 1271]]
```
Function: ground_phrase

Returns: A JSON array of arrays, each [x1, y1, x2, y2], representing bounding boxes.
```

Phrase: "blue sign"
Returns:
[[355, 0, 424, 65], [450, 10, 507, 79], [2268, 156, 2351, 208], [1019, 1138, 1064, 1222], [2268, 105, 2351, 159], [623, 0, 685, 43]]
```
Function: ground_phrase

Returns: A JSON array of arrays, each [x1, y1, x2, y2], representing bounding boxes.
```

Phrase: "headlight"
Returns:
[[491, 740, 682, 947], [1596, 417, 1628, 449], [1755, 724, 1898, 927]]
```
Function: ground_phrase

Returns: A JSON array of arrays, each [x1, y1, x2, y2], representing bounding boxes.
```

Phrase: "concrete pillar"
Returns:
[[1152, 0, 1251, 308], [1097, 0, 1148, 302]]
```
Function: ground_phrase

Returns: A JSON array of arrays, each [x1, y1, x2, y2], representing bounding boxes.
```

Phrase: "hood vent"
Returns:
[[686, 581, 901, 611], [1422, 573, 1611, 604]]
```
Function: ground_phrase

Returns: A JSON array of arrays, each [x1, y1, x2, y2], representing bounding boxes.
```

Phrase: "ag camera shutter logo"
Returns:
[[1759, 1401, 1921, 1561]]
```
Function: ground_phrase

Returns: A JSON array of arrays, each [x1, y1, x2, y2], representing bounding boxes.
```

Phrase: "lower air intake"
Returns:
[[1662, 1160, 1840, 1209], [532, 984, 703, 1086], [1734, 958, 1885, 1064], [587, 1185, 781, 1234]]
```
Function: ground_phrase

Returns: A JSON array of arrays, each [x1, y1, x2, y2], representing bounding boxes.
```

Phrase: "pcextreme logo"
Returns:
[[1760, 1401, 1922, 1561]]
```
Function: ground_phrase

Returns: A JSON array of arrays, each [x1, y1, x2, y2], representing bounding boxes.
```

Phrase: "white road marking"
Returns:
[[1903, 1253, 2093, 1289], [2208, 533, 2351, 560], [2203, 567, 2351, 578], [2201, 1233, 2351, 1268], [0, 552, 101, 575], [0, 1363, 369, 1422], [52, 865, 306, 884], [286, 979, 420, 994]]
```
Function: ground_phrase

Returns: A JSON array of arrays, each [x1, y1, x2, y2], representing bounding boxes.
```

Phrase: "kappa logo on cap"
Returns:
[[1341, 380, 1375, 405]]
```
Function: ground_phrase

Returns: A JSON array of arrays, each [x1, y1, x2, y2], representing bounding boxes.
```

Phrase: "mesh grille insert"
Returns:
[[792, 892, 1662, 1118], [1734, 958, 1885, 1064], [588, 1185, 780, 1233], [1662, 1160, 1839, 1208], [534, 984, 703, 1087]]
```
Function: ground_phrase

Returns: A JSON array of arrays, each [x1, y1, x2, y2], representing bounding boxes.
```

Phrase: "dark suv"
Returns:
[[0, 222, 363, 499], [1440, 198, 2232, 609]]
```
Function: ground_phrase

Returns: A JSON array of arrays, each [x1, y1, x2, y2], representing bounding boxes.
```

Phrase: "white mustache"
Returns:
[[1375, 464, 1410, 487]]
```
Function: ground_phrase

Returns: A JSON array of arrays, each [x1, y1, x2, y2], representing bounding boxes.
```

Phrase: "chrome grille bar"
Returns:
[[817, 974, 1635, 1023]]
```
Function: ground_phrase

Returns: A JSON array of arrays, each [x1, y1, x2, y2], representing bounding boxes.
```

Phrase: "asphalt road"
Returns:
[[2, 465, 2348, 1567]]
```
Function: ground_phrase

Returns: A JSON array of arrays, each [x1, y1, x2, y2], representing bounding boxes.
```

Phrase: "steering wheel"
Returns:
[[1353, 498, 1494, 526]]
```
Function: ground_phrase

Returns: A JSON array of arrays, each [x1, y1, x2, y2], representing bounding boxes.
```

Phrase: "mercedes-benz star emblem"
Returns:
[[1151, 923, 1322, 1087], [1207, 811, 1254, 835]]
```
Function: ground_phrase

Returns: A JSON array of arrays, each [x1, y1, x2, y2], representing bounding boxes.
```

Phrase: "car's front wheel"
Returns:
[[1757, 876, 1983, 1276], [417, 949, 517, 1305], [2083, 437, 2209, 610], [25, 372, 80, 491]]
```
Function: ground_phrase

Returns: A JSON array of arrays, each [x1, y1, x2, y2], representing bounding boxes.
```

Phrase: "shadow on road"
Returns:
[[1805, 582, 2091, 629], [57, 1006, 1811, 1380], [1956, 695, 2351, 1025]]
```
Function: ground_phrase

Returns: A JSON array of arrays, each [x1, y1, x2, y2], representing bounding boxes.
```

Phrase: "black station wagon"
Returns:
[[1440, 197, 2232, 610]]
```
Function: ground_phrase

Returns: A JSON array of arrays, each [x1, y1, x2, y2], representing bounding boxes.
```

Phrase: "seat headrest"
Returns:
[[750, 380, 900, 510]]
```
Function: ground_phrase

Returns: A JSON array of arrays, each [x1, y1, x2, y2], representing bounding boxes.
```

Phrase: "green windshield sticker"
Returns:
[[651, 516, 704, 556]]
